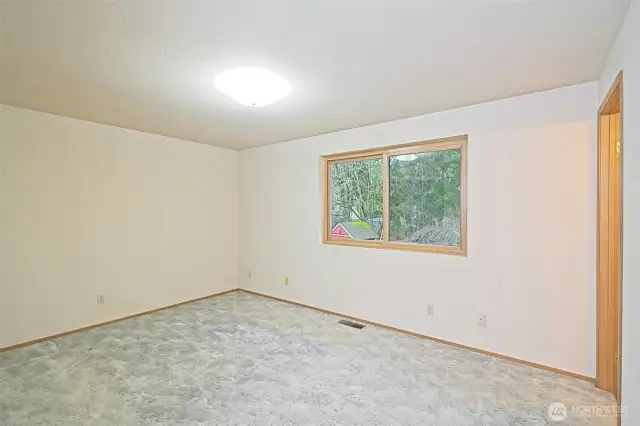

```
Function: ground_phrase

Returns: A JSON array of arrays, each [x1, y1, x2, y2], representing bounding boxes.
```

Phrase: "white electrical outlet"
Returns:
[[97, 294, 105, 306], [477, 313, 487, 327], [427, 304, 434, 316]]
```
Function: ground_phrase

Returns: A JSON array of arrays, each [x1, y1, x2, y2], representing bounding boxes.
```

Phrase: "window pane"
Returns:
[[389, 149, 461, 247], [330, 158, 383, 241]]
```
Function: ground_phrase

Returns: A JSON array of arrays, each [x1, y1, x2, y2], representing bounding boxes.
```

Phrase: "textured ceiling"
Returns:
[[0, 0, 631, 149]]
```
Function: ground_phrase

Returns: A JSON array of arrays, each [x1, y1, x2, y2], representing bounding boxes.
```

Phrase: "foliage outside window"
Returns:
[[322, 136, 467, 255]]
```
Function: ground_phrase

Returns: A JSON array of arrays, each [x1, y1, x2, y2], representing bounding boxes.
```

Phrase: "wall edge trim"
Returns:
[[239, 288, 595, 383], [0, 288, 239, 353]]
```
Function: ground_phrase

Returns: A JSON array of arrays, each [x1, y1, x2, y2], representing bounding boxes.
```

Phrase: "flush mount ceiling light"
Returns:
[[396, 154, 418, 162], [214, 67, 292, 107]]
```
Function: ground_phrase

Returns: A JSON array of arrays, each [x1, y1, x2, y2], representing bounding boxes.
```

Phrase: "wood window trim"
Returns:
[[322, 135, 468, 256]]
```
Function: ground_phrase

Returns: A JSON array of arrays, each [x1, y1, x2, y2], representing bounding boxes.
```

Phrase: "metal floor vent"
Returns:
[[338, 319, 365, 329]]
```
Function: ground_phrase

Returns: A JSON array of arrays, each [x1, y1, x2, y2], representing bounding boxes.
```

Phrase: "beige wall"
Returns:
[[0, 105, 239, 349], [239, 83, 598, 377], [598, 0, 639, 423]]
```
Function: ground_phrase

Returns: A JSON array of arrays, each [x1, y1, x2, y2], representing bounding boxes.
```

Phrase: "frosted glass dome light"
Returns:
[[214, 67, 292, 107], [396, 154, 418, 162]]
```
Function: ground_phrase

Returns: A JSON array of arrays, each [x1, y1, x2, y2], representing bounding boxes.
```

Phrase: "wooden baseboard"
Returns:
[[239, 289, 595, 383], [2, 287, 595, 384], [0, 288, 239, 353]]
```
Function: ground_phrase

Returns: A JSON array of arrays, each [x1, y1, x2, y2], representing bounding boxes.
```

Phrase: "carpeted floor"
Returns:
[[0, 291, 615, 425]]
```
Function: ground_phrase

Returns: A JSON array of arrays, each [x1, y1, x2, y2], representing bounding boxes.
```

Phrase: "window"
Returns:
[[322, 136, 467, 255]]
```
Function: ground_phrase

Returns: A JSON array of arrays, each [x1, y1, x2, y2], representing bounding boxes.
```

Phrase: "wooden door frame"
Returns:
[[596, 70, 623, 402]]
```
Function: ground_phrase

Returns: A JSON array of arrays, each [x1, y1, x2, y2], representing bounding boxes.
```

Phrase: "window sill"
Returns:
[[322, 239, 467, 256]]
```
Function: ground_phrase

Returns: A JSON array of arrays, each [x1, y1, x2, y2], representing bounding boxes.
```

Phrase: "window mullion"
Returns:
[[383, 152, 390, 243]]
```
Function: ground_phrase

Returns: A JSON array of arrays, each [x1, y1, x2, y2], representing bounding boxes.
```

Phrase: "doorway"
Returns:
[[596, 71, 623, 400]]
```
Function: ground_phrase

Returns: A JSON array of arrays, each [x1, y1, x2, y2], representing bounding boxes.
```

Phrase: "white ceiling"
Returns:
[[0, 0, 630, 150]]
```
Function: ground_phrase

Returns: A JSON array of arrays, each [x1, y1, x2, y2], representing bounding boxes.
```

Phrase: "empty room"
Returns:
[[1, 0, 638, 425]]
